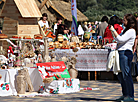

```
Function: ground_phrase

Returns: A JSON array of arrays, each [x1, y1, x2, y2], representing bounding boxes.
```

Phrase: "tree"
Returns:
[[76, 0, 138, 21]]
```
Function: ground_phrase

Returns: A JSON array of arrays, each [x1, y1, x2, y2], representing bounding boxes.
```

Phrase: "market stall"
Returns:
[[53, 49, 109, 80], [0, 0, 115, 97]]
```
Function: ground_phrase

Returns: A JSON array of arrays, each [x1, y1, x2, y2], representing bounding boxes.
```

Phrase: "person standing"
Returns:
[[133, 12, 138, 82], [83, 22, 88, 32], [103, 15, 123, 44], [97, 16, 108, 38], [54, 17, 63, 34], [38, 13, 49, 28], [109, 14, 137, 102]]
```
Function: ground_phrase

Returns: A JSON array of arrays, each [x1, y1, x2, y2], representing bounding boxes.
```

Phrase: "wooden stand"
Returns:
[[87, 71, 97, 81], [95, 71, 97, 80], [88, 71, 90, 81], [44, 37, 51, 62]]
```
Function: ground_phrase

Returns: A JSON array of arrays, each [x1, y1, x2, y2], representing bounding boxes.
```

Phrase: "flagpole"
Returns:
[[71, 0, 78, 36]]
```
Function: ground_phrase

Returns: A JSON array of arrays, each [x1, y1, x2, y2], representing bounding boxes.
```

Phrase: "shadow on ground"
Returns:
[[63, 97, 117, 101], [63, 97, 138, 102]]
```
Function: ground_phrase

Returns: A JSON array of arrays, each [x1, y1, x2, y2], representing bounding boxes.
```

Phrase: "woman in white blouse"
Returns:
[[110, 14, 137, 102], [38, 13, 49, 28]]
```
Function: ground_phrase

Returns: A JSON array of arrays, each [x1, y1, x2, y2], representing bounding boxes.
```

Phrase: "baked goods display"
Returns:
[[34, 34, 43, 39], [48, 41, 104, 49], [12, 35, 21, 39], [0, 34, 8, 39], [23, 36, 32, 39], [58, 34, 63, 42]]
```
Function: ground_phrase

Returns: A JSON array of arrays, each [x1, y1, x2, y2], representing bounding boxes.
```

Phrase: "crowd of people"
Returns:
[[37, 13, 134, 44]]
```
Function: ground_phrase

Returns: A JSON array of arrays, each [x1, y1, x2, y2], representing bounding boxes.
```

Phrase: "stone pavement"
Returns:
[[0, 80, 138, 102]]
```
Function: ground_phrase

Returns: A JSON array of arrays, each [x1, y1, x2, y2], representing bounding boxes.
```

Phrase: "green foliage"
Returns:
[[77, 0, 138, 21]]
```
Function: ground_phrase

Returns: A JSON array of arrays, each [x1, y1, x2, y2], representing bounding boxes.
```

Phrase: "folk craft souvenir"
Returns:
[[84, 32, 90, 42], [70, 36, 79, 43], [17, 68, 34, 94], [54, 41, 59, 48], [0, 55, 8, 69], [50, 53, 57, 62], [0, 46, 5, 55], [0, 74, 2, 80], [22, 42, 35, 58], [67, 56, 78, 78], [16, 73, 26, 94], [43, 69, 70, 83], [37, 54, 43, 63], [14, 56, 22, 67], [8, 54, 14, 67], [58, 34, 63, 42], [44, 37, 51, 62], [23, 68, 34, 92]]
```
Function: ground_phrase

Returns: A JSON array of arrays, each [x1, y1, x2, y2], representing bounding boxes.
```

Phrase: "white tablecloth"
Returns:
[[0, 68, 43, 96], [54, 49, 109, 71]]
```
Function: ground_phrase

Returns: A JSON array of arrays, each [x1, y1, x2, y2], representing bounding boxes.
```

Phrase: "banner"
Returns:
[[71, 0, 78, 36], [36, 61, 67, 78], [36, 61, 66, 72]]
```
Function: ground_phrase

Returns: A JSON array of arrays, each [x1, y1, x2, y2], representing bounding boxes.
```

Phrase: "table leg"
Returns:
[[88, 71, 90, 81], [95, 71, 97, 80]]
